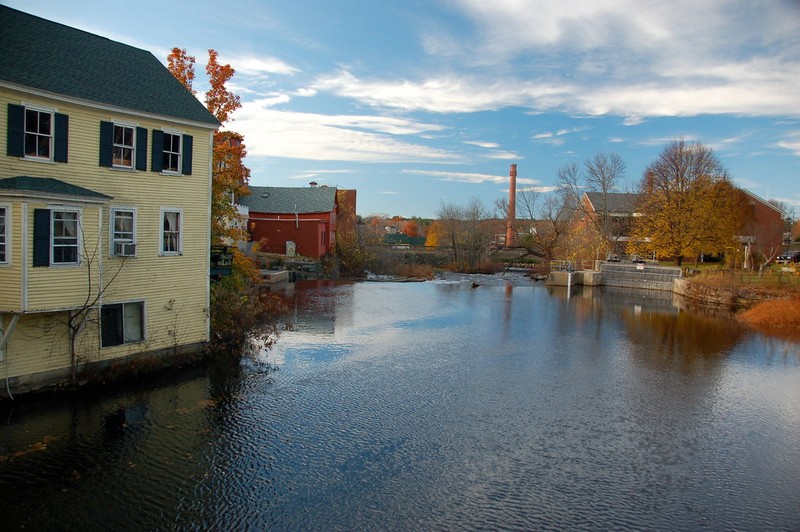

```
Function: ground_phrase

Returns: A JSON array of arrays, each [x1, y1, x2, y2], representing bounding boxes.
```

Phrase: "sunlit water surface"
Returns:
[[1, 279, 799, 530]]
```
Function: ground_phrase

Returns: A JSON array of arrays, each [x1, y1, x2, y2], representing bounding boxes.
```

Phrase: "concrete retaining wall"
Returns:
[[599, 263, 681, 292]]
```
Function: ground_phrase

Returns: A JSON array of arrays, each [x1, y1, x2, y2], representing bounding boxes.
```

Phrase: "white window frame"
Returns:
[[0, 204, 10, 266], [50, 207, 81, 265], [159, 208, 183, 255], [23, 104, 55, 161], [161, 130, 182, 174], [110, 207, 137, 257], [100, 300, 146, 348], [112, 122, 136, 169]]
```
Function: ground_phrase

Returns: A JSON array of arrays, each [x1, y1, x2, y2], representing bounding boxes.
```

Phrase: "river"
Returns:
[[1, 278, 799, 530]]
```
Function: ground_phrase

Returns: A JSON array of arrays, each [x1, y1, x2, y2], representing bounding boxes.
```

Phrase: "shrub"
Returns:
[[208, 250, 288, 359]]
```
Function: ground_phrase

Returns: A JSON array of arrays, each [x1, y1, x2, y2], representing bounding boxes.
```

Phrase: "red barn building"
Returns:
[[242, 185, 340, 258]]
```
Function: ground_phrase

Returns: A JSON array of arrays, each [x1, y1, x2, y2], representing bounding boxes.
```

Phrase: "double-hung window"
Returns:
[[99, 121, 147, 170], [160, 209, 182, 255], [0, 206, 8, 264], [111, 208, 136, 257], [32, 208, 81, 267], [25, 108, 52, 159], [162, 133, 181, 173], [101, 301, 145, 347], [7, 104, 68, 162], [151, 130, 192, 175], [113, 124, 135, 168], [52, 209, 79, 264]]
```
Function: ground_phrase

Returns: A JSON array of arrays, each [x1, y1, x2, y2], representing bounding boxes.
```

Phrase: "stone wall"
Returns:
[[673, 278, 792, 310]]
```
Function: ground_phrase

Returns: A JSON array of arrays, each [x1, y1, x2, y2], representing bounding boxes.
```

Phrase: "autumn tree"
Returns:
[[205, 49, 240, 124], [403, 220, 420, 238], [166, 48, 196, 95], [628, 140, 742, 266], [425, 220, 443, 247], [167, 48, 250, 245]]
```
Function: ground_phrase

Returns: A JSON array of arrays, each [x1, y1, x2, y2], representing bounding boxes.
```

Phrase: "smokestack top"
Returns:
[[510, 163, 517, 176]]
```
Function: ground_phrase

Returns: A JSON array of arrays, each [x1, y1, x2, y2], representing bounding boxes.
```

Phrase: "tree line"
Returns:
[[427, 140, 791, 270]]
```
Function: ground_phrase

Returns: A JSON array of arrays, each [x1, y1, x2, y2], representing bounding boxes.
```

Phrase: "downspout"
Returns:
[[21, 203, 28, 311]]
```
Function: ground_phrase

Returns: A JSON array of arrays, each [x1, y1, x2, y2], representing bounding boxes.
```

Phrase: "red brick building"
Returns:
[[738, 189, 785, 263], [240, 185, 356, 259]]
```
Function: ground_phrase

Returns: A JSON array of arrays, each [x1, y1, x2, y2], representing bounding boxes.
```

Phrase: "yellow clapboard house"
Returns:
[[0, 6, 219, 394]]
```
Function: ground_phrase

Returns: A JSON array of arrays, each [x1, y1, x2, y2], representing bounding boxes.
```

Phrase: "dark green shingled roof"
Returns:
[[0, 6, 219, 127], [241, 186, 337, 214], [0, 176, 112, 200]]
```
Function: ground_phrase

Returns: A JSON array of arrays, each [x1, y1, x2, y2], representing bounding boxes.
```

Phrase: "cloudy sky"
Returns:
[[9, 0, 800, 217]]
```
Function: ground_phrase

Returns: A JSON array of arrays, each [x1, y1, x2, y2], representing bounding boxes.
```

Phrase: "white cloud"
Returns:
[[313, 70, 569, 113], [288, 169, 352, 181], [776, 132, 800, 156], [232, 102, 457, 163], [464, 140, 500, 148], [402, 169, 541, 186], [482, 151, 520, 160], [221, 54, 300, 76], [402, 169, 508, 184], [308, 2, 799, 120], [636, 135, 700, 147]]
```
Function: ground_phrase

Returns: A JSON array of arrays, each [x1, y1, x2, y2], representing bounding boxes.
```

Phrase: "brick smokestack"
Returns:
[[505, 164, 517, 247]]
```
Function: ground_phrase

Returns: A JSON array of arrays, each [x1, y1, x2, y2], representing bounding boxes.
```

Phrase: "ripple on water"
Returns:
[[1, 282, 799, 530]]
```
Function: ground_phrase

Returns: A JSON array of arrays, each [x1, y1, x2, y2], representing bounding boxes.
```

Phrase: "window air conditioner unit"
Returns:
[[115, 242, 137, 257]]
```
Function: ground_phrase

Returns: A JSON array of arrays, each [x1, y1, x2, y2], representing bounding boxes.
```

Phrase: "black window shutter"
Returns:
[[7, 104, 24, 157], [99, 121, 113, 167], [151, 130, 163, 172], [181, 134, 193, 175], [33, 209, 51, 267], [135, 127, 148, 170], [54, 113, 68, 162]]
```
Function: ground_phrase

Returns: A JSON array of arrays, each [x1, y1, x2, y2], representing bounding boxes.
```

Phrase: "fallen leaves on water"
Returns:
[[0, 435, 59, 462]]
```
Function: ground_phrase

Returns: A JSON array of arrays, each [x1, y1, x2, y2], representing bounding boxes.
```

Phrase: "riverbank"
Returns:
[[673, 276, 800, 339], [738, 298, 800, 341]]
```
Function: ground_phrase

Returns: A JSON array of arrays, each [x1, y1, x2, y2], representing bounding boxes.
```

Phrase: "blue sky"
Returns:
[[8, 0, 800, 218]]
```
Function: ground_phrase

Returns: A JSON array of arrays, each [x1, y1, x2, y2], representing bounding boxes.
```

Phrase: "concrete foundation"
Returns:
[[545, 262, 681, 292]]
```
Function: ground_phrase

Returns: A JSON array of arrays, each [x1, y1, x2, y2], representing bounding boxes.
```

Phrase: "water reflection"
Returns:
[[1, 280, 799, 530]]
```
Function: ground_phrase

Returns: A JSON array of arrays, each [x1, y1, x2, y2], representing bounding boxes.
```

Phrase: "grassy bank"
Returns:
[[738, 298, 800, 341]]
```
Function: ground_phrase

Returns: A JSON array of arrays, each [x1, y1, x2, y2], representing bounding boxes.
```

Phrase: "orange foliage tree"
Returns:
[[403, 220, 420, 238], [167, 48, 251, 245], [166, 48, 196, 95]]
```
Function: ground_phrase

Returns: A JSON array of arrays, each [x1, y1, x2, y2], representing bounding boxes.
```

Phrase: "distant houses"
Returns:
[[0, 6, 219, 392], [577, 190, 784, 263]]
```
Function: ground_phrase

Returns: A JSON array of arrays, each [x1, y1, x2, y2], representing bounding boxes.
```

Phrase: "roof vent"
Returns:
[[261, 193, 270, 198]]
